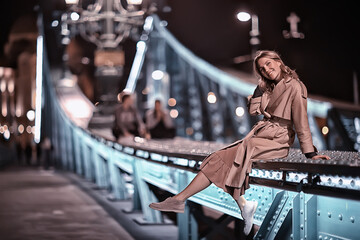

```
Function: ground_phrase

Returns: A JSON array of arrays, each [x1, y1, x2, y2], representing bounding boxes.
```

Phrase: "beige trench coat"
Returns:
[[201, 76, 317, 191]]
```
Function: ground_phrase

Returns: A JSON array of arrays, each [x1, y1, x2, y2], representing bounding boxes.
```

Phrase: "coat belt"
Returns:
[[263, 116, 293, 128]]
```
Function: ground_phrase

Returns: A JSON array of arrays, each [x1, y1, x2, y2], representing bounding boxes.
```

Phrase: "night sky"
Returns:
[[158, 0, 359, 103], [1, 0, 359, 103]]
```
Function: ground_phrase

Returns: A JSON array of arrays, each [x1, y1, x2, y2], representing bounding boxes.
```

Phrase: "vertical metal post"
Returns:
[[133, 158, 162, 223], [131, 156, 142, 210], [108, 151, 129, 200], [82, 141, 94, 181], [93, 151, 105, 188], [177, 170, 198, 240], [250, 14, 260, 56], [305, 195, 317, 240], [73, 129, 83, 175]]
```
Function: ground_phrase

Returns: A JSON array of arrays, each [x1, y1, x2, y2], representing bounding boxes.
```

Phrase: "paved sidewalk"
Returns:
[[0, 165, 134, 240]]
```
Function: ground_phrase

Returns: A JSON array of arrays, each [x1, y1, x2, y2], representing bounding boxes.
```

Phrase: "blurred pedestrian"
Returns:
[[25, 143, 32, 165], [112, 93, 147, 140], [145, 99, 175, 139]]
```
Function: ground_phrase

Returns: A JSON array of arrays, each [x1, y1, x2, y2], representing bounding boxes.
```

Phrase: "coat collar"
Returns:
[[266, 76, 293, 107]]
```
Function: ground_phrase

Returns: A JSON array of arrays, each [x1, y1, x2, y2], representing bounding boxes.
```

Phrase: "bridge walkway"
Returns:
[[0, 164, 177, 240]]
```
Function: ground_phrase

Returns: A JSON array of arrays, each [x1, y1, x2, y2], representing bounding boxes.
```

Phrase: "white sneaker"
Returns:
[[241, 200, 258, 236]]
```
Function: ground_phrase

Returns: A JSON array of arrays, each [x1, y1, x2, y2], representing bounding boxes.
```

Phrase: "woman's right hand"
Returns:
[[311, 155, 331, 160]]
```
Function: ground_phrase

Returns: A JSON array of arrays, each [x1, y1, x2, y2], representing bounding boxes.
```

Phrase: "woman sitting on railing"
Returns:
[[149, 50, 331, 236]]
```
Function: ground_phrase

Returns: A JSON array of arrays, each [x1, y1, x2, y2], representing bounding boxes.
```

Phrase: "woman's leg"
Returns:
[[149, 171, 211, 213], [173, 171, 211, 201]]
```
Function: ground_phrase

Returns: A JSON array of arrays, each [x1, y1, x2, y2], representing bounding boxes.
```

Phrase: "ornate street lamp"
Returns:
[[61, 0, 156, 128], [61, 0, 156, 49]]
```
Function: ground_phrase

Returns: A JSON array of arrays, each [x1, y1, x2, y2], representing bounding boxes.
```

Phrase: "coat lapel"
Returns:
[[267, 76, 292, 107]]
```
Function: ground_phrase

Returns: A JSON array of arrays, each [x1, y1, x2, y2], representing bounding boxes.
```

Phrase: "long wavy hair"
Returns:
[[253, 50, 298, 93]]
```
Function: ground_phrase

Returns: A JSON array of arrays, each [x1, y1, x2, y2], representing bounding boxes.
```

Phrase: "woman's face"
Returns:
[[123, 96, 133, 107], [257, 57, 282, 82]]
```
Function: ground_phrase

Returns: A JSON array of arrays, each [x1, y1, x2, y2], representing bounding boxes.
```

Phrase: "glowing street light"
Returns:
[[152, 70, 164, 80], [127, 0, 143, 5], [65, 0, 79, 4], [237, 12, 251, 22], [207, 92, 217, 104]]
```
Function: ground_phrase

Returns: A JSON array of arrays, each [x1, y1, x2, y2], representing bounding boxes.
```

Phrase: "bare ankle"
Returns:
[[173, 195, 186, 202], [237, 200, 246, 211]]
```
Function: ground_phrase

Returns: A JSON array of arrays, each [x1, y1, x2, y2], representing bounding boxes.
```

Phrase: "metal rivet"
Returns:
[[339, 214, 343, 221], [317, 210, 321, 216], [338, 179, 343, 185], [328, 212, 332, 218], [350, 216, 355, 223]]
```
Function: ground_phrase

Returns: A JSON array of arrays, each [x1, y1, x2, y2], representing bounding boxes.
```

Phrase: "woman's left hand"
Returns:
[[311, 154, 331, 160]]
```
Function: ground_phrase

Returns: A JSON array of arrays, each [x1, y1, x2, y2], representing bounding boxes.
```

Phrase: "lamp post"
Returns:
[[236, 11, 260, 57]]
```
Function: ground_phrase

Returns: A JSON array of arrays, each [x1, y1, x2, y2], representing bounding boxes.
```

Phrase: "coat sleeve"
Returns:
[[291, 82, 316, 154], [247, 96, 262, 116], [247, 86, 262, 116]]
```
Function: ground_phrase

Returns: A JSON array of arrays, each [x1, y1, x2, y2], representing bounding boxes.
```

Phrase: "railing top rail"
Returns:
[[110, 136, 360, 176]]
